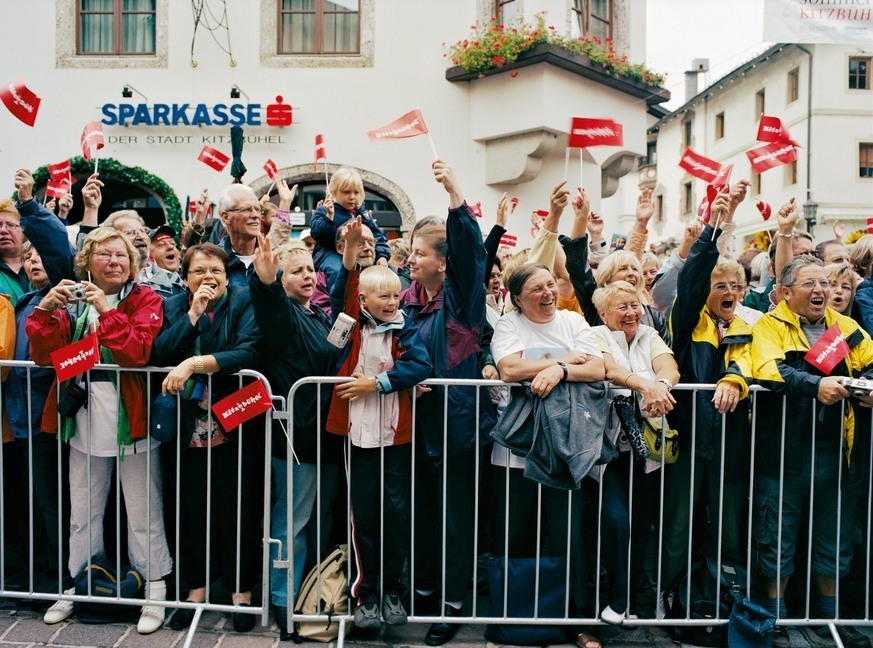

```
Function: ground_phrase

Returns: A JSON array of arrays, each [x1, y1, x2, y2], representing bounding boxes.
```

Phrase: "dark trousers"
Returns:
[[493, 465, 588, 614], [348, 444, 410, 603], [599, 452, 660, 613], [413, 449, 477, 603], [178, 439, 262, 594]]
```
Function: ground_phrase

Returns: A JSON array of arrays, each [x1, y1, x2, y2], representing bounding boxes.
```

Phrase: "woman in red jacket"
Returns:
[[26, 228, 171, 635]]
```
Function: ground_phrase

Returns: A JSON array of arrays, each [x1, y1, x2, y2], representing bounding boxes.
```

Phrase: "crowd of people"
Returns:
[[1, 160, 872, 648]]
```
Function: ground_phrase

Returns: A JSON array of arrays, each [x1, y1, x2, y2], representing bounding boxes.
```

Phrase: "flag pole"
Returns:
[[579, 148, 584, 191], [93, 155, 99, 176], [563, 147, 571, 182], [324, 159, 329, 188], [425, 132, 439, 161]]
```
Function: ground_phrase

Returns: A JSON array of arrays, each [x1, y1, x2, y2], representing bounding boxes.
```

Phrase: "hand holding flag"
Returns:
[[80, 121, 105, 172]]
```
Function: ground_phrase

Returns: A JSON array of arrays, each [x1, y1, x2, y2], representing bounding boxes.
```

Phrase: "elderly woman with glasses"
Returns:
[[150, 243, 262, 633], [27, 227, 170, 634]]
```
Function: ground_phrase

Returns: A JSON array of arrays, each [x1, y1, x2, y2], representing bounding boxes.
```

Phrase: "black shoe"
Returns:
[[424, 604, 463, 646], [273, 605, 289, 634], [232, 603, 256, 633], [168, 607, 196, 630]]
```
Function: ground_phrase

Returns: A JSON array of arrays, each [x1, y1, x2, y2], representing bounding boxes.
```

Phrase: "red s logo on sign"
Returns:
[[265, 96, 293, 127]]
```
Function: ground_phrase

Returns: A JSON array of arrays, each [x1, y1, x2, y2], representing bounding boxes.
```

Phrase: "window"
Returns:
[[495, 0, 518, 24], [785, 160, 797, 186], [849, 57, 871, 90], [752, 173, 761, 196], [279, 0, 360, 55], [646, 141, 657, 165], [715, 112, 725, 140], [755, 89, 765, 116], [656, 194, 664, 224], [861, 143, 873, 177], [571, 0, 611, 41], [787, 67, 799, 103], [683, 118, 693, 147], [683, 181, 693, 214], [77, 0, 155, 55]]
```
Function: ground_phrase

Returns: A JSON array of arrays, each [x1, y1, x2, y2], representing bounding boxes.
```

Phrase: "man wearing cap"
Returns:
[[298, 228, 315, 252], [137, 225, 186, 300]]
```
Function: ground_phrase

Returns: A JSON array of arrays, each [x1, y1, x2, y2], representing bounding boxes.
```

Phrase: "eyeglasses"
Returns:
[[123, 227, 149, 237], [787, 279, 831, 290], [713, 283, 741, 293], [188, 267, 226, 277], [225, 206, 260, 215], [94, 252, 129, 262], [0, 222, 22, 231]]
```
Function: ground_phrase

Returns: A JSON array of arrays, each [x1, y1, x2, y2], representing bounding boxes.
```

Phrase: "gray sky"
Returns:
[[646, 0, 773, 109]]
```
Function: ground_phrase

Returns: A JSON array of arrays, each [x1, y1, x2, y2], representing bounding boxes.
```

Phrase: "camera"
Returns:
[[842, 376, 873, 398], [327, 312, 356, 348], [68, 283, 87, 303]]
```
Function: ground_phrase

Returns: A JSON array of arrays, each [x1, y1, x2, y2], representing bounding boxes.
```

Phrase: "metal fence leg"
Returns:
[[182, 607, 204, 648], [827, 622, 845, 648], [336, 617, 347, 648]]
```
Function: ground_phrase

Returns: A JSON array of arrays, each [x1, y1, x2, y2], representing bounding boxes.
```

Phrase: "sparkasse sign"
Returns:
[[100, 95, 293, 127]]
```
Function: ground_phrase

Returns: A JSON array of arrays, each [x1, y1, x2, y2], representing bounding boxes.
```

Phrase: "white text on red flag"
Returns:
[[0, 78, 41, 127], [678, 148, 722, 183], [198, 146, 230, 172], [746, 142, 798, 174], [80, 121, 105, 161], [367, 109, 429, 141], [567, 118, 624, 148]]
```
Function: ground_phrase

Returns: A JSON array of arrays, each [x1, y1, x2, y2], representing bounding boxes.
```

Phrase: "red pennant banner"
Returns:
[[867, 217, 873, 235], [48, 160, 72, 183], [45, 179, 70, 198], [698, 197, 711, 223], [263, 159, 279, 181], [500, 233, 518, 247], [706, 163, 734, 206], [80, 121, 104, 161], [535, 209, 549, 220], [804, 322, 850, 376], [367, 109, 429, 141], [568, 117, 623, 148], [757, 115, 800, 147], [0, 77, 41, 127], [211, 379, 273, 432], [756, 200, 772, 220], [198, 146, 230, 172], [50, 335, 99, 382], [314, 133, 326, 171], [746, 142, 798, 174], [679, 147, 722, 183], [188, 201, 198, 214]]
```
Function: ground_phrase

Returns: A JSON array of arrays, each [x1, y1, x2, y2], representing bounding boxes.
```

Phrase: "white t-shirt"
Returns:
[[490, 309, 602, 468], [70, 296, 159, 458], [234, 253, 255, 268]]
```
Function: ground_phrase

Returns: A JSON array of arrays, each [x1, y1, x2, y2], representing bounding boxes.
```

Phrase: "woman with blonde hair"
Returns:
[[851, 235, 873, 330], [824, 262, 860, 316]]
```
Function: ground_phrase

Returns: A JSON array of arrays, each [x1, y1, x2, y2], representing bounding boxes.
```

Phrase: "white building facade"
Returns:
[[648, 43, 873, 248], [0, 0, 667, 245]]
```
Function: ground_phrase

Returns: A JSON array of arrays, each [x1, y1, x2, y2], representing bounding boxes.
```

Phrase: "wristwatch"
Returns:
[[657, 378, 674, 391], [374, 377, 386, 394], [556, 361, 568, 381]]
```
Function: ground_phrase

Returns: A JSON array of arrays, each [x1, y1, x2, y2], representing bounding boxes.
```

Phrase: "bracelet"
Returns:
[[193, 355, 204, 374], [776, 230, 794, 238]]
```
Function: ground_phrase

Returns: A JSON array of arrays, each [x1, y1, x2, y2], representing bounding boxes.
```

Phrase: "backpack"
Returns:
[[73, 554, 144, 623], [665, 555, 748, 647], [293, 544, 349, 642]]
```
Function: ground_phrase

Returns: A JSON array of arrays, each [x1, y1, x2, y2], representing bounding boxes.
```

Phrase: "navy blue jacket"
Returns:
[[310, 202, 390, 263]]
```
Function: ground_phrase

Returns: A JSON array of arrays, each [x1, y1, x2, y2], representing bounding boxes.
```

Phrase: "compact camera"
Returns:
[[842, 376, 873, 398], [68, 283, 87, 302], [327, 312, 356, 348]]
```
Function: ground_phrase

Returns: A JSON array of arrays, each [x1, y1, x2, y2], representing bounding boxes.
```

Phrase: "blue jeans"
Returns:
[[312, 247, 342, 293]]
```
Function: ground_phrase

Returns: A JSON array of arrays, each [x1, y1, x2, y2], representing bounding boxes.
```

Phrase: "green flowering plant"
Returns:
[[446, 14, 666, 88]]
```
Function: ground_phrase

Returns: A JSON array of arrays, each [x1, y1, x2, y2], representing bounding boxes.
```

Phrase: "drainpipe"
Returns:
[[795, 44, 813, 205]]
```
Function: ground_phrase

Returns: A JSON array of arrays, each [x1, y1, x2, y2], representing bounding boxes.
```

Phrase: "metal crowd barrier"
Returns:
[[0, 361, 275, 648], [284, 378, 873, 648]]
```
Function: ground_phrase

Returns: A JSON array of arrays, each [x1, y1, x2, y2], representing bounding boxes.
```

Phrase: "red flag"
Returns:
[[198, 146, 230, 172], [567, 117, 623, 148], [188, 201, 198, 215], [706, 163, 734, 206], [367, 109, 429, 141], [50, 335, 99, 382], [211, 380, 273, 432], [756, 200, 772, 221], [80, 121, 104, 161], [314, 133, 326, 171], [757, 115, 800, 147], [471, 202, 482, 218], [747, 142, 798, 174], [48, 160, 72, 183], [698, 197, 711, 223], [500, 233, 518, 247], [804, 323, 850, 375], [534, 209, 549, 220], [0, 78, 41, 127], [45, 180, 70, 198], [867, 217, 873, 235], [263, 159, 279, 181], [679, 148, 722, 183]]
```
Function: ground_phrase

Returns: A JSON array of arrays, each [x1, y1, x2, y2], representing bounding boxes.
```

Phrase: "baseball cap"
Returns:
[[150, 225, 176, 241]]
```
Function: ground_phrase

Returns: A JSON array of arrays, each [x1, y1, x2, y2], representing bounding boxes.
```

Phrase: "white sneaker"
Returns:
[[44, 588, 75, 624], [600, 605, 625, 625], [137, 581, 166, 634]]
